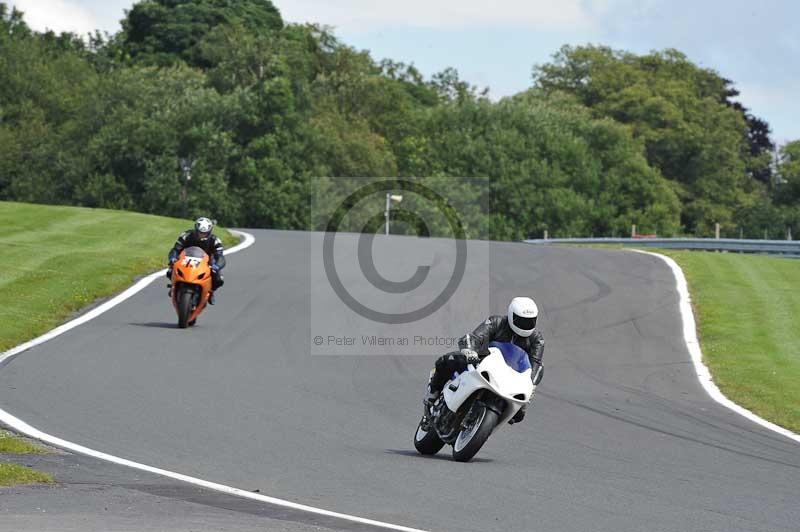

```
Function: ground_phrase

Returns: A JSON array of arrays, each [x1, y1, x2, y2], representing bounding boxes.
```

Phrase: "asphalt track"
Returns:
[[1, 229, 798, 532]]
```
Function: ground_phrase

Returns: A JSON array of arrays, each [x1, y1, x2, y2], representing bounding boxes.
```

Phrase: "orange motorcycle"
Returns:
[[170, 246, 213, 328]]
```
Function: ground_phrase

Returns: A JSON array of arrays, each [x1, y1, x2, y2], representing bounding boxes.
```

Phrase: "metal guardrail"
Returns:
[[523, 237, 800, 256]]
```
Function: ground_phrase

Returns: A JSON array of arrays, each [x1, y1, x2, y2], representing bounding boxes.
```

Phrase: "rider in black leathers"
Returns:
[[167, 217, 226, 304], [425, 297, 544, 424]]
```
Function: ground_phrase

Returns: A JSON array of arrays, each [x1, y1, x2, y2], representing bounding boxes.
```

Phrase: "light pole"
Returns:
[[385, 193, 403, 235], [179, 158, 195, 218]]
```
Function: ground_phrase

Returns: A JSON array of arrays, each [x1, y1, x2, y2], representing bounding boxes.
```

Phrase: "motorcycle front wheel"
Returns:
[[414, 416, 445, 455], [177, 288, 193, 329], [452, 404, 498, 462]]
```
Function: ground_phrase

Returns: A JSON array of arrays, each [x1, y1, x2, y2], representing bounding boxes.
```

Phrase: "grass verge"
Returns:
[[0, 201, 239, 352], [0, 430, 52, 487], [0, 463, 53, 487], [652, 250, 800, 433], [0, 430, 47, 454]]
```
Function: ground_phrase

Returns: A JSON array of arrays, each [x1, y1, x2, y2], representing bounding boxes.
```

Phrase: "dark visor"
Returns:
[[512, 314, 536, 331]]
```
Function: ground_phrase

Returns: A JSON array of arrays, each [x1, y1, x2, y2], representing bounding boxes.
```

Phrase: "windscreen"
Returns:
[[488, 341, 531, 373], [183, 246, 207, 259]]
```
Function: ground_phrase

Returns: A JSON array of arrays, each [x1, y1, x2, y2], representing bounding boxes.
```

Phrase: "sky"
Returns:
[[9, 0, 800, 145]]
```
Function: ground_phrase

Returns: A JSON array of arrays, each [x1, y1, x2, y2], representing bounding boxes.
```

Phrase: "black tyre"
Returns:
[[413, 417, 445, 455], [452, 404, 498, 462], [177, 288, 192, 329], [188, 318, 197, 327]]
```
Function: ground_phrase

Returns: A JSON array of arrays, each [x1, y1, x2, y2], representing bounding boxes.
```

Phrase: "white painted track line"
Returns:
[[633, 249, 800, 444], [0, 229, 428, 532], [0, 409, 426, 532], [0, 230, 254, 367]]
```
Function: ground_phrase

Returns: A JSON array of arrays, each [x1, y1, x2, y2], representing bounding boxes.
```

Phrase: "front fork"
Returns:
[[473, 393, 507, 419], [460, 402, 483, 431], [456, 394, 505, 437]]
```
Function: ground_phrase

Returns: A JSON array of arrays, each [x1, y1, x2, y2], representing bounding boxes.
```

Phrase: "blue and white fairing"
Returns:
[[442, 342, 535, 428]]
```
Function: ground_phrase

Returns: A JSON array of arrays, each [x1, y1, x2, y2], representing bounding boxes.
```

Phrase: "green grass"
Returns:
[[653, 250, 800, 432], [0, 430, 52, 487], [0, 431, 47, 454], [0, 201, 239, 486], [0, 463, 53, 487], [0, 201, 239, 352]]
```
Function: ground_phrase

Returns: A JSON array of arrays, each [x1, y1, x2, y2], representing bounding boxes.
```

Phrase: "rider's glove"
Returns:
[[461, 348, 479, 365], [508, 408, 525, 425], [211, 263, 220, 273]]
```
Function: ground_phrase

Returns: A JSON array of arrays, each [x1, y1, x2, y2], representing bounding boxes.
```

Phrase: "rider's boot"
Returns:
[[423, 382, 440, 409], [423, 365, 443, 407], [208, 291, 216, 305]]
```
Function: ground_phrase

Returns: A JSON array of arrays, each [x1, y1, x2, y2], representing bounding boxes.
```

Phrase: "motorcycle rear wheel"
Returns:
[[414, 416, 445, 455], [177, 289, 193, 329], [452, 404, 498, 462]]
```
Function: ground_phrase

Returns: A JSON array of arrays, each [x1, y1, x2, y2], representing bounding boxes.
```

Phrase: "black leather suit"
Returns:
[[167, 230, 226, 290]]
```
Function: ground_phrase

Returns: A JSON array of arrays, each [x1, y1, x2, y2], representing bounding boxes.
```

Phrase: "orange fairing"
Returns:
[[171, 246, 213, 328]]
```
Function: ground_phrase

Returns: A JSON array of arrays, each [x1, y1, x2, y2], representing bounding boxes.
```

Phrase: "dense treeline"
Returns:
[[1, 1, 797, 239]]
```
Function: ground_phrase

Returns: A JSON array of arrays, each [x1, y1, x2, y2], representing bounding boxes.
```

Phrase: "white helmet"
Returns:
[[194, 217, 213, 241], [508, 297, 539, 337]]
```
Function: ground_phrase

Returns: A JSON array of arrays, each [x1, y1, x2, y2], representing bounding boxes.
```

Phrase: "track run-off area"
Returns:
[[1, 230, 798, 532]]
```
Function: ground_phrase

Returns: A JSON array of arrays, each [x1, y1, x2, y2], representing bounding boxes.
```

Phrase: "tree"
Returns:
[[0, 2, 780, 239], [775, 141, 800, 204], [533, 45, 765, 235], [0, 3, 30, 39], [400, 91, 680, 239], [719, 80, 774, 185], [119, 0, 283, 67], [0, 6, 99, 204], [430, 67, 487, 103]]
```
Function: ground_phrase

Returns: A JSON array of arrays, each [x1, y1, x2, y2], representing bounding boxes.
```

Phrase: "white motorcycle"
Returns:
[[414, 341, 535, 462]]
